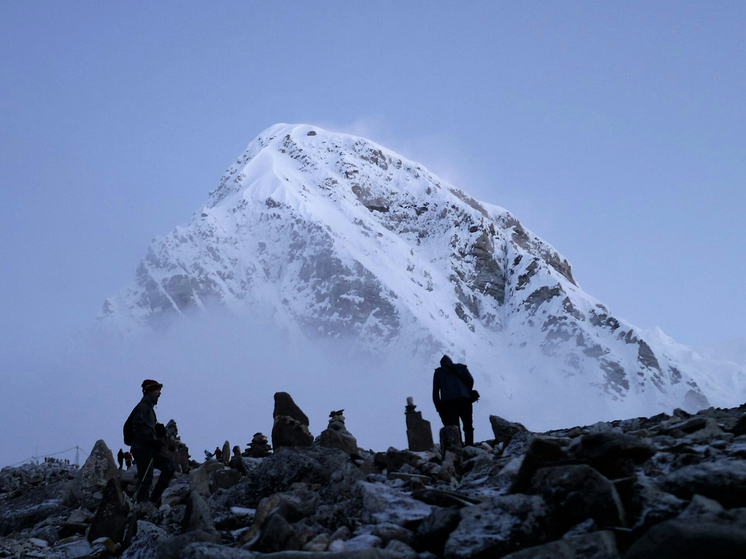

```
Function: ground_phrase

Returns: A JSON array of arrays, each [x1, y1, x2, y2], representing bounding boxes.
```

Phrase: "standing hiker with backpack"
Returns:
[[433, 355, 478, 446], [123, 379, 175, 508]]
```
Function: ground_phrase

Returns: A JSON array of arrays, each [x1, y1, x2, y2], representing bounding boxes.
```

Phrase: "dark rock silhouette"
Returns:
[[87, 478, 129, 545], [272, 392, 314, 448], [405, 397, 434, 452], [319, 410, 358, 455], [3, 402, 746, 558], [246, 432, 272, 458], [273, 392, 310, 426], [63, 439, 118, 511], [490, 414, 528, 448]]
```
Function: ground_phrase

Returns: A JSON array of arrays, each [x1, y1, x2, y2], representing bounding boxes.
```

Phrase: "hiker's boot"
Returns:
[[464, 428, 474, 447]]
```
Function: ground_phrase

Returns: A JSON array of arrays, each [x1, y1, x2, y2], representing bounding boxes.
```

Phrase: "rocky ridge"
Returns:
[[98, 123, 743, 425], [2, 397, 746, 558]]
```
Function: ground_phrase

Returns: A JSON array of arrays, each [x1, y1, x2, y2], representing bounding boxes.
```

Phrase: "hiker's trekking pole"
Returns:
[[132, 458, 154, 505], [123, 457, 154, 549]]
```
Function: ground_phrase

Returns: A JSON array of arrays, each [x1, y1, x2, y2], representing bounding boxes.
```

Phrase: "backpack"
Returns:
[[123, 408, 136, 446]]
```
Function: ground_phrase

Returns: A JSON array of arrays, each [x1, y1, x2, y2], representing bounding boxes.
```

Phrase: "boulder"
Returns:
[[247, 447, 363, 505], [444, 494, 550, 559], [239, 489, 320, 547], [120, 520, 168, 559], [354, 481, 433, 526], [384, 539, 418, 559], [0, 498, 66, 537], [414, 507, 461, 555], [50, 536, 92, 558], [731, 414, 746, 436], [157, 531, 220, 559], [273, 392, 310, 425], [666, 417, 707, 435], [321, 410, 359, 454], [303, 533, 331, 552], [370, 522, 414, 546], [320, 427, 358, 455], [210, 467, 242, 493], [188, 459, 225, 497], [88, 478, 130, 545], [160, 480, 190, 507], [272, 415, 314, 448], [490, 415, 528, 447], [440, 426, 463, 454], [568, 432, 654, 480], [501, 530, 620, 558], [250, 511, 296, 552], [263, 490, 320, 522], [457, 452, 506, 495], [384, 448, 422, 473], [411, 488, 480, 508], [624, 506, 746, 559], [656, 460, 746, 508], [438, 451, 461, 482], [626, 482, 687, 534], [345, 534, 383, 550], [528, 464, 626, 533], [184, 491, 219, 542], [503, 431, 534, 457], [64, 440, 119, 510], [509, 437, 567, 494]]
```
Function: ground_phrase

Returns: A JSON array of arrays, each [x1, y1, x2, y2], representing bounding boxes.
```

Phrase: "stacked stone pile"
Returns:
[[244, 434, 272, 459], [319, 410, 358, 456], [1, 399, 746, 558]]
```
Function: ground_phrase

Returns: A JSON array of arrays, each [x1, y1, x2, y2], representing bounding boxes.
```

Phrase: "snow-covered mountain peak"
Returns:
[[99, 124, 745, 427]]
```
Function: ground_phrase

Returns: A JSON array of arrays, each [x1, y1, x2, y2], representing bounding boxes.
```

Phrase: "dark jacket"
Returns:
[[433, 362, 474, 409], [130, 397, 159, 451]]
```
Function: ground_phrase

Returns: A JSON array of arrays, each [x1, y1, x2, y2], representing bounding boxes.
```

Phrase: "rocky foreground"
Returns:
[[2, 402, 746, 559]]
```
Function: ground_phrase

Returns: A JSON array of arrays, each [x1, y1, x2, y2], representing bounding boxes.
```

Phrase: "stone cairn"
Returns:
[[319, 410, 358, 455], [165, 419, 191, 473], [244, 433, 272, 458], [405, 396, 434, 451], [221, 441, 230, 467], [4, 401, 746, 558], [271, 392, 314, 448]]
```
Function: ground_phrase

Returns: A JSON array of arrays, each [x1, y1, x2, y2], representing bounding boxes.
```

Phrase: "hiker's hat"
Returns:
[[141, 379, 163, 393]]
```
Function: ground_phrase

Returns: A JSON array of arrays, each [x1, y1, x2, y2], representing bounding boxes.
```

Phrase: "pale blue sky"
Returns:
[[1, 0, 744, 353]]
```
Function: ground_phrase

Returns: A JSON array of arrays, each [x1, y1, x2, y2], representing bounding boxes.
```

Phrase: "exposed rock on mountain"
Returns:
[[98, 123, 744, 426]]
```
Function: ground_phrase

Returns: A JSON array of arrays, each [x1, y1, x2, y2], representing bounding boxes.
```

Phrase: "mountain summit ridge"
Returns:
[[99, 123, 743, 426]]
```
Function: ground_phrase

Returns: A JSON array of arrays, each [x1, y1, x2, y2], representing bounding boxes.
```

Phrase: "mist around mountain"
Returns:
[[3, 124, 742, 470], [98, 124, 745, 420], [694, 336, 746, 369]]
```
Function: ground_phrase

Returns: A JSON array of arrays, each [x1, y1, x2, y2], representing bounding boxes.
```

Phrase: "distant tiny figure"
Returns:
[[214, 446, 223, 462], [117, 448, 124, 469], [124, 379, 176, 505], [433, 355, 475, 446], [124, 451, 133, 469], [204, 450, 214, 461]]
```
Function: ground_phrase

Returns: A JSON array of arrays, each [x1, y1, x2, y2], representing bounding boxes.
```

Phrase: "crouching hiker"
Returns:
[[123, 379, 176, 507]]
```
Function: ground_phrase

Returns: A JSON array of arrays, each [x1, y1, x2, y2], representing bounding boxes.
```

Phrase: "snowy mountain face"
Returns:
[[100, 124, 744, 426]]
